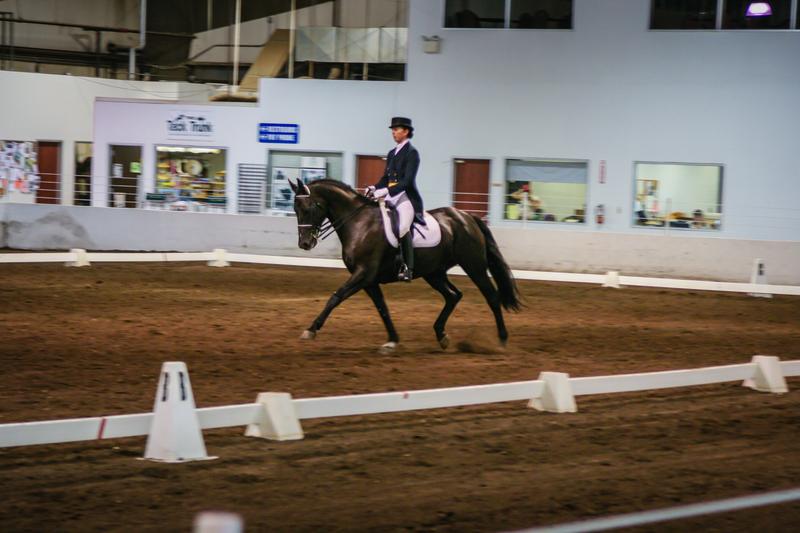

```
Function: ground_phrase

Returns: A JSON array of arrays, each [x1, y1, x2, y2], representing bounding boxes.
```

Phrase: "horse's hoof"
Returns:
[[379, 341, 398, 355], [438, 334, 450, 350], [300, 329, 316, 340]]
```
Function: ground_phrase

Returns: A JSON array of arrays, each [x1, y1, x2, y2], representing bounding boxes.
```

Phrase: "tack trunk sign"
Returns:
[[166, 111, 215, 139]]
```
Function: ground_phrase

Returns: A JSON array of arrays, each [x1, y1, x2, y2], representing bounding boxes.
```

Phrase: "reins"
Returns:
[[296, 194, 371, 242]]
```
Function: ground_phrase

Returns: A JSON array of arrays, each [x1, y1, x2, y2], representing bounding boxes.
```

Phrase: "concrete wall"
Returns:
[[2, 203, 798, 284]]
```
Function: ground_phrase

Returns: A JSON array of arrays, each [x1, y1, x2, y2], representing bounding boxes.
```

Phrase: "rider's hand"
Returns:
[[365, 185, 376, 198]]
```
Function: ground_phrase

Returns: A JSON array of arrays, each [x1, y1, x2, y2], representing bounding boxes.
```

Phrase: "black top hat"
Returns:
[[389, 116, 414, 131]]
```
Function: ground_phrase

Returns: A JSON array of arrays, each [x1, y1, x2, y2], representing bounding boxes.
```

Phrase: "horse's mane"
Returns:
[[309, 179, 370, 204]]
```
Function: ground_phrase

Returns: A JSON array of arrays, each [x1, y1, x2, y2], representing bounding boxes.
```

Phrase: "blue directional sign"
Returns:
[[258, 123, 299, 144]]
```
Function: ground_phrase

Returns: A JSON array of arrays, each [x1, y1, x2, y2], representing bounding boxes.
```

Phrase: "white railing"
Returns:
[[0, 357, 796, 449], [1, 249, 798, 296]]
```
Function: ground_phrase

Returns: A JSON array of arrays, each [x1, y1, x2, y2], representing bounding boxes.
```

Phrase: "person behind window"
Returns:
[[452, 0, 481, 27], [510, 183, 543, 220], [691, 209, 707, 229]]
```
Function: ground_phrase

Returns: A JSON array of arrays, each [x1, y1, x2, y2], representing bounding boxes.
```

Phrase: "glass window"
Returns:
[[650, 0, 718, 29], [0, 140, 41, 205], [505, 159, 588, 223], [267, 150, 343, 215], [723, 0, 791, 29], [445, 0, 506, 28], [511, 0, 573, 29], [109, 145, 142, 208], [74, 142, 92, 206], [633, 162, 723, 230], [154, 146, 227, 211]]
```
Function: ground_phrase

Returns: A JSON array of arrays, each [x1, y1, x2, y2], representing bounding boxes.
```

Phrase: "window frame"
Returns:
[[442, 0, 575, 31], [649, 0, 799, 31]]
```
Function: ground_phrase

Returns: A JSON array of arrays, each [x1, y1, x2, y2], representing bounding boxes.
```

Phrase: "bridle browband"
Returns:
[[295, 193, 369, 242]]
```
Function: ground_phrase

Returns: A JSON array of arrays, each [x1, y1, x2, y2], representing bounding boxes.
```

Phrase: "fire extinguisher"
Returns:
[[595, 204, 605, 225]]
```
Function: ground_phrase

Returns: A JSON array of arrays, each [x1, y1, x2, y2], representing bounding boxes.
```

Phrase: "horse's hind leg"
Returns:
[[461, 262, 508, 345], [424, 271, 463, 349], [363, 284, 400, 353]]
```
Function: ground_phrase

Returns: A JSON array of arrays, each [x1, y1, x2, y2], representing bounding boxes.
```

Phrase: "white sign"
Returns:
[[166, 110, 215, 139]]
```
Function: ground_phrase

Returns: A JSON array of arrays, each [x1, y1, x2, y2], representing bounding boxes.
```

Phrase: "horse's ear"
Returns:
[[300, 180, 311, 196], [288, 178, 297, 193]]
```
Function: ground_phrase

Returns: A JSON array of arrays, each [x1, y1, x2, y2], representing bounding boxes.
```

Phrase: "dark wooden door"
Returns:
[[356, 155, 387, 192], [453, 159, 490, 218], [37, 141, 60, 204]]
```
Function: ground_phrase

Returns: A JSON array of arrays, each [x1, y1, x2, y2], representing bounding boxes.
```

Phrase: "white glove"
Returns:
[[373, 187, 389, 199]]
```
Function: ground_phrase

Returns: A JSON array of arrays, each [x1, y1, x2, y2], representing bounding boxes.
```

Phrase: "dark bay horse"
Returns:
[[289, 178, 521, 352]]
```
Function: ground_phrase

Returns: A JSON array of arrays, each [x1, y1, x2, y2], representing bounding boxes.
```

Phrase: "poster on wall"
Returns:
[[270, 167, 300, 213], [0, 141, 40, 203]]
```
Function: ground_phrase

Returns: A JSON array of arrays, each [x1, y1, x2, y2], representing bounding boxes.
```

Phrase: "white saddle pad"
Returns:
[[379, 201, 442, 248]]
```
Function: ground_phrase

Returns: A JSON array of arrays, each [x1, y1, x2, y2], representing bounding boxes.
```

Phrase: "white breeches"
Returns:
[[386, 192, 414, 237]]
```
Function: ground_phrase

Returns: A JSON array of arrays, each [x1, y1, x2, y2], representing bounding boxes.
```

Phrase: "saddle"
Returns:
[[378, 200, 441, 249]]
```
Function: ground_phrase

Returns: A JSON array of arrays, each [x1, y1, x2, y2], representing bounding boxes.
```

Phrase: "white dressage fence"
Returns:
[[0, 356, 795, 462], [1, 248, 799, 296]]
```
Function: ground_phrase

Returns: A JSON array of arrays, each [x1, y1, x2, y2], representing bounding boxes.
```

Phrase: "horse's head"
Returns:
[[290, 179, 326, 250]]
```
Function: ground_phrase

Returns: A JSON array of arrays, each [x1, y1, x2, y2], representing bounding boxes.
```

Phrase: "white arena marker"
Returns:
[[601, 271, 620, 289], [66, 248, 91, 267], [207, 248, 230, 268], [743, 355, 788, 394], [748, 258, 772, 298], [143, 362, 216, 462], [193, 511, 243, 533], [245, 392, 304, 441], [529, 372, 577, 413]]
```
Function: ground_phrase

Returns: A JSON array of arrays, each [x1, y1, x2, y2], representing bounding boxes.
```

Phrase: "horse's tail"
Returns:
[[470, 214, 523, 312]]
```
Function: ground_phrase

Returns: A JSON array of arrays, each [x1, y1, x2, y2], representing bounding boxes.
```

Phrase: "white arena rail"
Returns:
[[1, 249, 799, 296], [0, 357, 796, 450]]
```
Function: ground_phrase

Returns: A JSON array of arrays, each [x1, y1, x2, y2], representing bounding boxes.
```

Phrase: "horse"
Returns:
[[289, 178, 522, 353]]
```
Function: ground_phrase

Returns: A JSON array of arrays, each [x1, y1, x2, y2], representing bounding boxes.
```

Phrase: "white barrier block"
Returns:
[[143, 362, 216, 462], [207, 248, 230, 268], [743, 355, 788, 394], [66, 248, 91, 267], [748, 258, 772, 298], [528, 372, 577, 413], [245, 392, 304, 441], [602, 271, 621, 289], [193, 511, 243, 533]]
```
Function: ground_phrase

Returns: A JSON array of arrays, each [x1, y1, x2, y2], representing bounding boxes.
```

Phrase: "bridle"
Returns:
[[295, 194, 370, 241]]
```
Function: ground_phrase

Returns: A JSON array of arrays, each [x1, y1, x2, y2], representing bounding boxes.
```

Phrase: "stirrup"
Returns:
[[398, 264, 412, 282]]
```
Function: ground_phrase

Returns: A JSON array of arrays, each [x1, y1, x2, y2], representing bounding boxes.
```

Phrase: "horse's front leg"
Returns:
[[363, 284, 400, 354], [301, 269, 371, 340]]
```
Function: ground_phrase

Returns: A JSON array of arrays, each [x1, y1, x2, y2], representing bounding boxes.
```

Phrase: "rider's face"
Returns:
[[391, 127, 409, 144]]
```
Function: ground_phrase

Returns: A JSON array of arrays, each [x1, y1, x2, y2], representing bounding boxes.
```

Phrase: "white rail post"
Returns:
[[66, 248, 91, 267], [144, 362, 216, 462], [193, 511, 243, 533], [602, 271, 621, 289], [529, 372, 577, 413], [207, 248, 230, 267], [743, 355, 788, 393], [245, 392, 304, 441]]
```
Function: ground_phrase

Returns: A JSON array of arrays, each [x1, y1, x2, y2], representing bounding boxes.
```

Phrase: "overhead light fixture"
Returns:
[[745, 2, 773, 17]]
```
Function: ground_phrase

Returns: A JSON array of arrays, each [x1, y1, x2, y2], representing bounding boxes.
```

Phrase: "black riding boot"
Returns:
[[398, 232, 414, 282]]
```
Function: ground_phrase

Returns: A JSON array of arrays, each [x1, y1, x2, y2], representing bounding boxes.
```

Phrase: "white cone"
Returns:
[[193, 511, 243, 533], [529, 372, 577, 413], [245, 392, 304, 441], [743, 355, 788, 394], [748, 258, 772, 298], [144, 362, 215, 462]]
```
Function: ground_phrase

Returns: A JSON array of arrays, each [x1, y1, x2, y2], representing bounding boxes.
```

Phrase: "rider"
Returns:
[[366, 117, 425, 282]]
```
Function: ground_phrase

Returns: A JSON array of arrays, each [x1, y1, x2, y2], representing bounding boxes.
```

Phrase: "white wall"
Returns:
[[3, 203, 799, 284], [0, 71, 213, 206]]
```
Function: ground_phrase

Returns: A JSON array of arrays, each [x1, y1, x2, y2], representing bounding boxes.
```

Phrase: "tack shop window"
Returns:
[[154, 146, 227, 211]]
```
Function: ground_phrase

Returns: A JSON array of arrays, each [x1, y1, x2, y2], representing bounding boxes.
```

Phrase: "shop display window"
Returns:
[[633, 162, 723, 230], [155, 146, 226, 211], [504, 159, 588, 223]]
